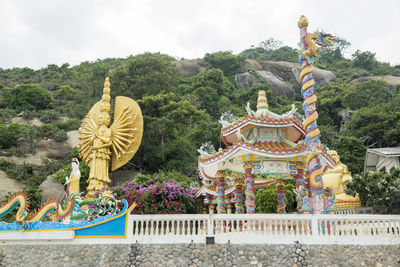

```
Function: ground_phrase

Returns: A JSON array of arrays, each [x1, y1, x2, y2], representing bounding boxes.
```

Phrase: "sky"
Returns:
[[1, 0, 399, 69]]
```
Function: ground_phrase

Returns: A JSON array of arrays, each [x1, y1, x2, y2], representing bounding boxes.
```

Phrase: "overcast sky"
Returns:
[[1, 0, 399, 69]]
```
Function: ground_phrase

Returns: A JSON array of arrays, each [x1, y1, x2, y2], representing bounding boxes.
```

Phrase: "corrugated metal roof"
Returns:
[[367, 147, 400, 156]]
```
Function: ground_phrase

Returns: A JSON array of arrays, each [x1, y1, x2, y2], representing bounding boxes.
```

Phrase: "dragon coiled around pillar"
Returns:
[[298, 15, 335, 194], [276, 181, 286, 213], [244, 163, 256, 213], [0, 191, 78, 223]]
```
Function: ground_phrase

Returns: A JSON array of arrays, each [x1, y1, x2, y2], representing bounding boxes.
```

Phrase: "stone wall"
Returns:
[[0, 243, 399, 267]]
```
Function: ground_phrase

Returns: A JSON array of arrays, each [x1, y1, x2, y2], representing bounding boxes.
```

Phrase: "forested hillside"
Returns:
[[0, 38, 399, 210]]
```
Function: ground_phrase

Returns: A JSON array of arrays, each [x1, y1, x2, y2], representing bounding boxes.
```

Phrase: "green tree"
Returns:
[[54, 85, 78, 102], [135, 170, 195, 188], [345, 169, 400, 214], [193, 86, 219, 117], [342, 80, 392, 110], [347, 107, 391, 147], [1, 84, 54, 111], [203, 51, 243, 76], [134, 92, 215, 175], [330, 136, 367, 174], [271, 46, 298, 62], [317, 36, 350, 66], [0, 123, 23, 148], [192, 68, 233, 96], [111, 53, 179, 99], [255, 183, 296, 213], [352, 50, 378, 71], [258, 38, 283, 51]]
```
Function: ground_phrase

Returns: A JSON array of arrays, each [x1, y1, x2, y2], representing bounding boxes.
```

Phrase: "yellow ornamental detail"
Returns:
[[298, 15, 308, 28]]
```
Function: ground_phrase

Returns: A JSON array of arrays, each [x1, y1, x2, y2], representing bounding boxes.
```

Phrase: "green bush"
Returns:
[[255, 182, 296, 213], [203, 51, 244, 76], [134, 170, 195, 188], [345, 169, 400, 214], [1, 84, 54, 111], [54, 118, 81, 131], [54, 85, 78, 101], [0, 109, 17, 124], [0, 123, 23, 148], [111, 53, 179, 99], [39, 110, 60, 123], [54, 129, 67, 142]]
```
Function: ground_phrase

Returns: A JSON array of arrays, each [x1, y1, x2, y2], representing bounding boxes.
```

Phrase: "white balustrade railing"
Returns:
[[127, 214, 400, 245], [334, 209, 355, 215]]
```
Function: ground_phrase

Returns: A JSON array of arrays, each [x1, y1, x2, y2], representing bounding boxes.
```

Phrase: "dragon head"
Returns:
[[316, 33, 335, 47]]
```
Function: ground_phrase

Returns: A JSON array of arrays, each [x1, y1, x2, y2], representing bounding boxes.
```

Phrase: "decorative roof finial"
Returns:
[[257, 90, 268, 110], [298, 15, 308, 28]]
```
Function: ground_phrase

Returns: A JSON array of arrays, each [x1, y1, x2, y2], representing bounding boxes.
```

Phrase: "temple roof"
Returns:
[[220, 91, 305, 146], [199, 141, 307, 164], [198, 139, 335, 182], [221, 115, 305, 145]]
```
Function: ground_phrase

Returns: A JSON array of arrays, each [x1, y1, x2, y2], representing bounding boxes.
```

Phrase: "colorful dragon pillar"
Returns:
[[244, 162, 256, 214], [216, 170, 226, 214], [234, 174, 244, 214], [298, 15, 335, 214], [276, 180, 286, 213]]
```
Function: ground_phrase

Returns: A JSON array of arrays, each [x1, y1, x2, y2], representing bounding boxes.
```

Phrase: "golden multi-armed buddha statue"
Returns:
[[322, 150, 361, 210], [78, 77, 143, 199]]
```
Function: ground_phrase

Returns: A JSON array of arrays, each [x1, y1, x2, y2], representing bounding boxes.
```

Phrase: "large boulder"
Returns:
[[239, 59, 336, 89], [10, 117, 43, 127], [0, 149, 48, 165], [235, 71, 295, 97], [350, 75, 400, 89], [0, 170, 24, 201], [39, 175, 65, 202], [110, 170, 140, 187], [67, 130, 79, 148], [240, 59, 264, 72], [174, 59, 206, 77], [234, 72, 260, 90], [36, 139, 72, 159]]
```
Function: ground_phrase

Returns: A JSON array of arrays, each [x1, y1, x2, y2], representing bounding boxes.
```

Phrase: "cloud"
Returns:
[[0, 0, 399, 69]]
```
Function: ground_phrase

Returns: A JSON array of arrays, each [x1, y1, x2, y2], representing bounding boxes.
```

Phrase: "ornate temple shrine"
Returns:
[[195, 91, 338, 214]]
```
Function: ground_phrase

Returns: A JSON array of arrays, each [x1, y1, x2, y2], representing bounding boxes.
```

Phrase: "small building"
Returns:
[[364, 147, 400, 174]]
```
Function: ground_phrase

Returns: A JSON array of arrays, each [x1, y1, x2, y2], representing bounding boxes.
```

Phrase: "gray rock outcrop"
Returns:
[[236, 59, 336, 97], [39, 175, 65, 202], [174, 59, 206, 77], [235, 70, 295, 97], [0, 170, 24, 200], [241, 59, 336, 86], [174, 58, 336, 97], [111, 170, 140, 187], [350, 75, 400, 88], [67, 130, 79, 148], [36, 139, 72, 159]]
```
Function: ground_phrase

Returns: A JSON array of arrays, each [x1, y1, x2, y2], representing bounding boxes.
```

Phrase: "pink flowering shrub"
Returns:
[[112, 181, 201, 214]]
